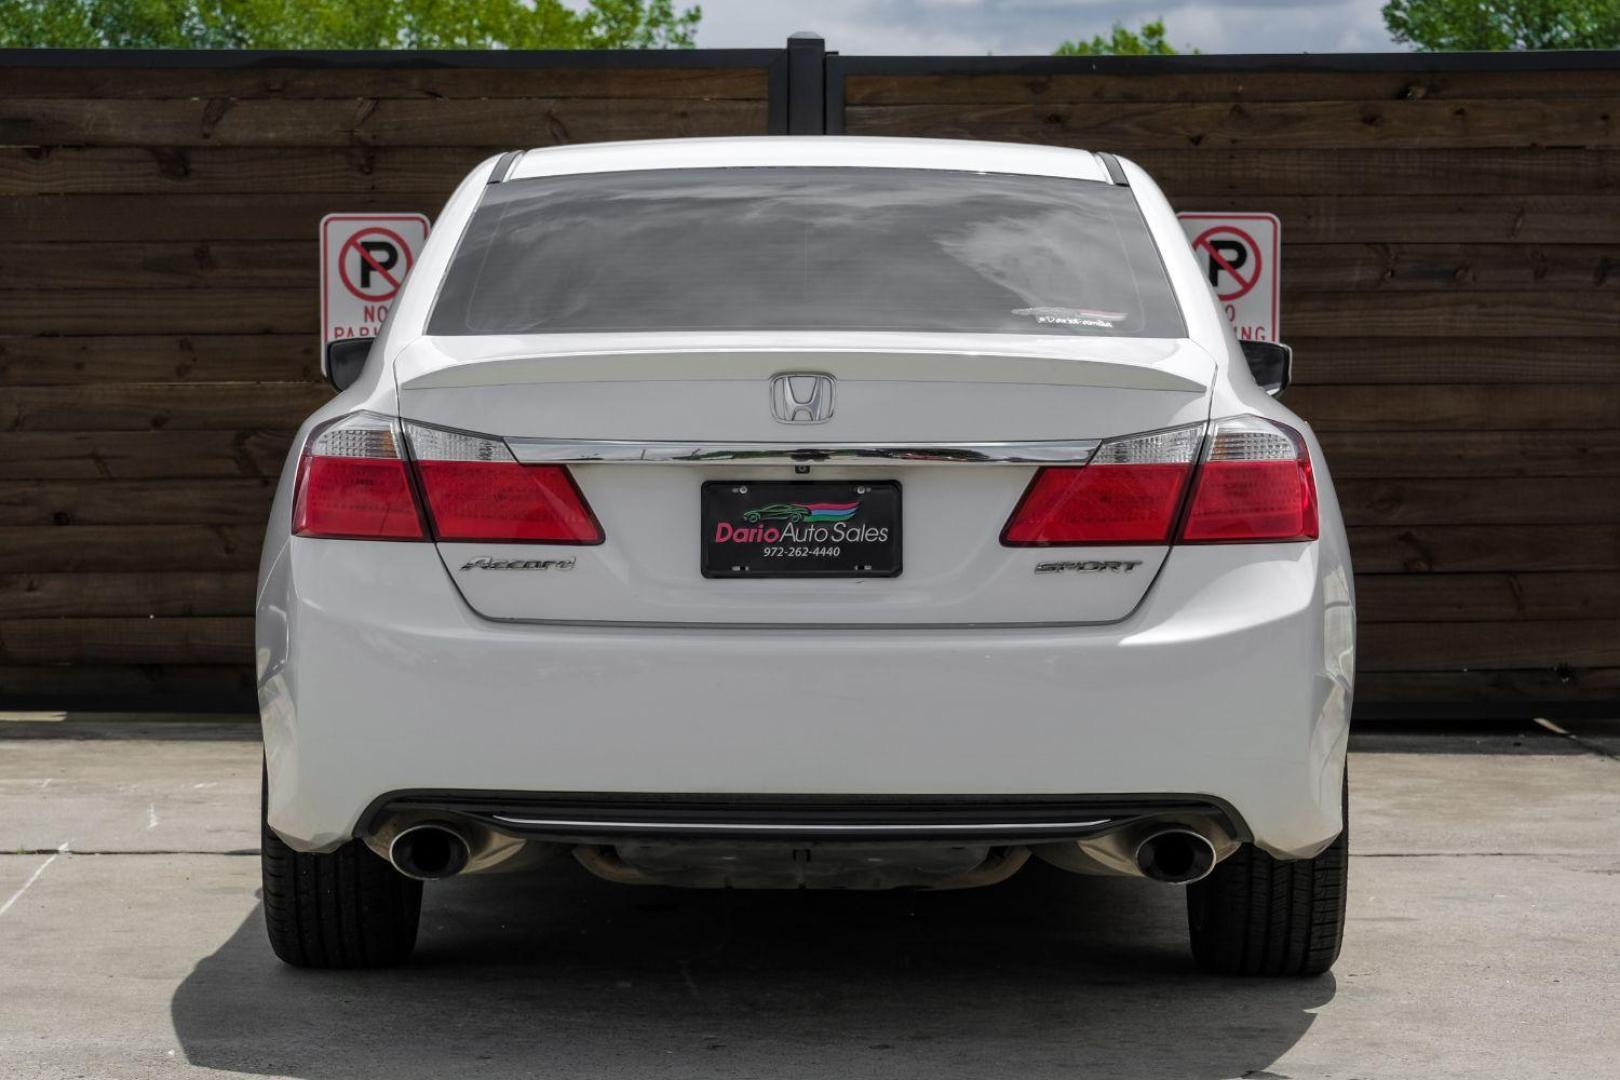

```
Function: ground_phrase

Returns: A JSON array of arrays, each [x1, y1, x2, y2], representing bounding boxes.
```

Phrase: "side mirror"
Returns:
[[324, 338, 373, 392], [1239, 340, 1292, 397]]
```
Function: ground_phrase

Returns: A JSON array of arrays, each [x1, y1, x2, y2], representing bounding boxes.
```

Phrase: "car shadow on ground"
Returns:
[[172, 857, 1332, 1079]]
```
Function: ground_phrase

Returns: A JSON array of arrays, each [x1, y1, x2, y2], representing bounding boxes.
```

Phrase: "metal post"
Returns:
[[785, 31, 826, 134]]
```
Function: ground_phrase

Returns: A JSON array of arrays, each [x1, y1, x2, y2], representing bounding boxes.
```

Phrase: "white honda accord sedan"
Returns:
[[257, 136, 1353, 975]]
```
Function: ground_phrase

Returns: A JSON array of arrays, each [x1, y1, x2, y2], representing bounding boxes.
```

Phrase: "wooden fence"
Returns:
[[1, 43, 1616, 715], [830, 51, 1620, 715]]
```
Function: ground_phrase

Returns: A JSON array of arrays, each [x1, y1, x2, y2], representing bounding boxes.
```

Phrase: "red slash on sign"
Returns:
[[338, 226, 414, 301], [1191, 224, 1262, 303]]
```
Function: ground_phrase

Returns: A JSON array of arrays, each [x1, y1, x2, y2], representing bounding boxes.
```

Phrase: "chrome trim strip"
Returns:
[[489, 815, 1113, 834], [506, 438, 1100, 466]]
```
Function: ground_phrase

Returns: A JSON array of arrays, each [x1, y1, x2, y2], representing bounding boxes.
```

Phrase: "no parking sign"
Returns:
[[1178, 212, 1281, 342], [320, 213, 430, 349]]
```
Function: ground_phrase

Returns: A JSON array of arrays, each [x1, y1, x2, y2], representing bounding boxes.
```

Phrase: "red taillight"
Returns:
[[292, 414, 425, 540], [404, 423, 603, 544], [293, 414, 603, 544], [1001, 464, 1192, 545], [1001, 426, 1201, 545], [1000, 417, 1318, 546], [1181, 418, 1318, 543]]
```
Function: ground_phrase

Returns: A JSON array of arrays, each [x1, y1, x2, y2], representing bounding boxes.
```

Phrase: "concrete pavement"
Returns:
[[1, 712, 1617, 1079]]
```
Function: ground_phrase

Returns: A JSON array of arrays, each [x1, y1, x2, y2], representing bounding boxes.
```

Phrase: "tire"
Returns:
[[1186, 774, 1348, 977], [261, 767, 422, 968]]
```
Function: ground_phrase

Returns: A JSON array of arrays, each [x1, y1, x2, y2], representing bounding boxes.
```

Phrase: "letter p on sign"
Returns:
[[1178, 212, 1280, 343], [320, 213, 431, 350]]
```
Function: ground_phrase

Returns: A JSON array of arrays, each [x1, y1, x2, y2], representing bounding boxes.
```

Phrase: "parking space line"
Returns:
[[1535, 718, 1620, 763], [0, 840, 70, 920]]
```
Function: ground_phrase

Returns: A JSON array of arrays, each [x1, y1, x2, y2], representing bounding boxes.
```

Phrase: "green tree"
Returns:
[[1382, 0, 1620, 50], [1054, 18, 1184, 56], [0, 0, 702, 49]]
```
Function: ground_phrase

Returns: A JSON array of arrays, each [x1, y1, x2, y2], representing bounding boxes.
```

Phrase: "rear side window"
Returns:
[[428, 166, 1185, 338]]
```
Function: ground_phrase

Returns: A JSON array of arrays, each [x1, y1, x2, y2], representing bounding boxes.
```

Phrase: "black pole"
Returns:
[[785, 31, 826, 134]]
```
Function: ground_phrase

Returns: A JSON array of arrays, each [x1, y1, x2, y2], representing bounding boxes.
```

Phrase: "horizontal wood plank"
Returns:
[[1281, 244, 1618, 292], [0, 525, 262, 571], [7, 146, 1611, 199], [0, 65, 769, 101], [1133, 148, 1620, 196], [1287, 384, 1620, 431], [1319, 430, 1620, 478], [1356, 572, 1620, 623], [1355, 667, 1620, 704], [1284, 291, 1620, 337], [1347, 525, 1620, 573], [0, 430, 294, 480], [1337, 477, 1620, 527], [1359, 619, 1620, 671], [8, 614, 1615, 669], [843, 70, 1620, 106], [1288, 337, 1620, 384], [13, 193, 1614, 244], [11, 242, 1613, 294], [109, 474, 1620, 531], [1167, 195, 1620, 243], [844, 99, 1620, 150], [0, 479, 274, 526], [27, 664, 1602, 708], [0, 193, 444, 241], [0, 145, 487, 196], [1, 97, 765, 148], [26, 383, 1613, 438], [0, 241, 314, 290], [19, 286, 1604, 337], [1, 336, 1612, 389], [0, 571, 256, 617], [0, 616, 252, 664], [0, 335, 317, 385], [0, 471, 1582, 530], [7, 562, 1619, 625], [0, 662, 254, 701], [0, 288, 315, 334], [1, 382, 331, 431]]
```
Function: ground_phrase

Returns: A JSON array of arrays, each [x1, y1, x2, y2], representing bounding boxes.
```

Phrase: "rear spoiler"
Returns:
[[396, 340, 1211, 394]]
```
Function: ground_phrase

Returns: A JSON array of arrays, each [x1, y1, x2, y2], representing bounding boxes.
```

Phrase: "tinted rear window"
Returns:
[[428, 167, 1184, 338]]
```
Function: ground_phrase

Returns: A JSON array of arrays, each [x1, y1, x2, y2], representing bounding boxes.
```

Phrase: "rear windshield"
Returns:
[[428, 167, 1185, 338]]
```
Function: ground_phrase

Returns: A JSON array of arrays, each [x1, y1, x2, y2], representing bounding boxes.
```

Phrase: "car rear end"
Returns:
[[256, 138, 1353, 974]]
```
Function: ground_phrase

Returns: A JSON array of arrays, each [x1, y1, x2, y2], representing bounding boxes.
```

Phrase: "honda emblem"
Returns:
[[770, 373, 835, 424]]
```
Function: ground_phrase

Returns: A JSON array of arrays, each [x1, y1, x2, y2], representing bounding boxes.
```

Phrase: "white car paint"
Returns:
[[258, 137, 1353, 869]]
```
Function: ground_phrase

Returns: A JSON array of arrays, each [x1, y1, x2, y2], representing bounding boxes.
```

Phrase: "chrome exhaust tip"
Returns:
[[389, 823, 471, 881], [1134, 828, 1217, 884]]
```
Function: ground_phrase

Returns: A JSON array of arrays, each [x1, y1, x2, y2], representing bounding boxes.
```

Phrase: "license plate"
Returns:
[[701, 481, 901, 579]]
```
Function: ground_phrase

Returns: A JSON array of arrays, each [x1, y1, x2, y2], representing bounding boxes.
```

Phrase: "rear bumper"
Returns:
[[360, 791, 1247, 844], [258, 536, 1354, 859]]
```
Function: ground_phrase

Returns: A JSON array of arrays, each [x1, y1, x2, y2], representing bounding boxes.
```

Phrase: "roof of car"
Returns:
[[502, 136, 1114, 185]]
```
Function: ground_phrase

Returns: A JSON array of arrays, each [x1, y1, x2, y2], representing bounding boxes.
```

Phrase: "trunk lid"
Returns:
[[396, 334, 1214, 626]]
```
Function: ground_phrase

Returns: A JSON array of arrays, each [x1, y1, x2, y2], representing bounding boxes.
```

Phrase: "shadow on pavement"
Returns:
[[173, 858, 1332, 1079]]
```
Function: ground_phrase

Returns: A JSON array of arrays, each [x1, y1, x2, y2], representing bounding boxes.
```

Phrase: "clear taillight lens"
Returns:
[[1181, 416, 1318, 543], [292, 413, 425, 540], [404, 422, 603, 544], [1001, 425, 1202, 545]]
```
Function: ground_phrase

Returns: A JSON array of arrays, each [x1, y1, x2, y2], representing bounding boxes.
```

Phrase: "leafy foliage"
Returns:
[[1054, 18, 1185, 56], [0, 0, 702, 49], [1382, 0, 1620, 50]]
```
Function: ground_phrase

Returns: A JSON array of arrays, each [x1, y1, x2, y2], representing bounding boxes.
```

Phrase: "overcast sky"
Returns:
[[693, 0, 1400, 55]]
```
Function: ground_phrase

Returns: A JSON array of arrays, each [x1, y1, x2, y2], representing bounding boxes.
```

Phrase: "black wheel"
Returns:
[[261, 767, 422, 968], [1186, 774, 1348, 976]]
